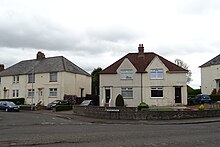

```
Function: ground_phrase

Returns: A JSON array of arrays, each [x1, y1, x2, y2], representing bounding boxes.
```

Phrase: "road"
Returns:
[[0, 110, 220, 147]]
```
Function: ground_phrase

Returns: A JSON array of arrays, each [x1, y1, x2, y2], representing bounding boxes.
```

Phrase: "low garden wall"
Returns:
[[73, 106, 220, 120]]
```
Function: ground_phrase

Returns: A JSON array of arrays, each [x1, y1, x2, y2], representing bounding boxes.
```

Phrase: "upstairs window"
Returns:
[[13, 75, 19, 83], [120, 69, 133, 80], [150, 69, 163, 79], [50, 72, 57, 82], [28, 74, 35, 83], [121, 87, 133, 98]]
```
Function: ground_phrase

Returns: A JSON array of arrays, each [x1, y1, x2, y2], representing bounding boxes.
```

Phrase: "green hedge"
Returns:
[[54, 105, 73, 111], [0, 98, 25, 105], [137, 102, 149, 111], [210, 94, 220, 102]]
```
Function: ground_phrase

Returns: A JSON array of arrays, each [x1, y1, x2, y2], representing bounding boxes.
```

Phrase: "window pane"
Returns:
[[50, 72, 57, 82], [16, 90, 19, 97], [50, 88, 57, 97], [28, 89, 35, 97], [28, 74, 35, 83], [150, 69, 163, 79], [121, 88, 133, 98], [13, 90, 15, 97], [120, 69, 133, 80], [151, 87, 163, 97]]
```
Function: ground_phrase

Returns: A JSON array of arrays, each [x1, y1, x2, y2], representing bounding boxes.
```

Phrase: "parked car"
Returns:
[[0, 101, 20, 112], [188, 94, 212, 105], [47, 100, 70, 109], [79, 100, 94, 106]]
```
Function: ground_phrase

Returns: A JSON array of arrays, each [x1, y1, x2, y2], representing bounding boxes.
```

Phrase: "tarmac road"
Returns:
[[1, 110, 220, 147]]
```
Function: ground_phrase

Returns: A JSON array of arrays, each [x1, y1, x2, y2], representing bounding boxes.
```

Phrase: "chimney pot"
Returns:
[[36, 51, 45, 60], [0, 64, 4, 72]]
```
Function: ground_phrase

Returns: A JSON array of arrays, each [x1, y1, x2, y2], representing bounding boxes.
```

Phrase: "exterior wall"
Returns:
[[0, 72, 91, 106], [100, 57, 187, 107], [201, 65, 220, 94], [63, 72, 91, 97]]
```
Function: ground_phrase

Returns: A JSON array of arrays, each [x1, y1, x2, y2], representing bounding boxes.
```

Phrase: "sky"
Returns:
[[0, 0, 220, 89]]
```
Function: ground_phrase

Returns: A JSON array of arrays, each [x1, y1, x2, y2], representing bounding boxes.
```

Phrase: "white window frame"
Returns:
[[28, 74, 35, 83], [150, 69, 164, 79], [50, 72, 57, 82], [13, 89, 19, 97], [28, 89, 35, 97], [121, 87, 133, 99], [49, 88, 57, 97], [151, 87, 163, 98], [13, 75, 19, 83], [120, 69, 133, 80]]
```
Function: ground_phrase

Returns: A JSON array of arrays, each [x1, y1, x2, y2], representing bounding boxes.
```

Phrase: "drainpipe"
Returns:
[[141, 73, 143, 102]]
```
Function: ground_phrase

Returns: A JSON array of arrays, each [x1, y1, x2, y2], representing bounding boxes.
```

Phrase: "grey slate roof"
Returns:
[[0, 56, 90, 77], [200, 54, 220, 68]]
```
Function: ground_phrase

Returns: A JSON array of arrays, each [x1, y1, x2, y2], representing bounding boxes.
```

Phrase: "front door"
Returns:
[[105, 89, 110, 103], [175, 87, 182, 103]]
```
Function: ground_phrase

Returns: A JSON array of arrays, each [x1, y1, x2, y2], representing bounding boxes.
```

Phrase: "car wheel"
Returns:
[[5, 108, 8, 112]]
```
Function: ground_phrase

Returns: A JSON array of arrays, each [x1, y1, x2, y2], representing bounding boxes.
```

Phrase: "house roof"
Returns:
[[100, 52, 188, 74], [0, 56, 90, 77], [199, 54, 220, 68]]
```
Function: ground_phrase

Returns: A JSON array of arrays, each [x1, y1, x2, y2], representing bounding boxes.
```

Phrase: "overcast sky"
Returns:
[[0, 0, 220, 88]]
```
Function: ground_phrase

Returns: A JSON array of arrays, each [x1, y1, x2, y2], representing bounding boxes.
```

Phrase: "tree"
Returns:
[[91, 67, 102, 95], [175, 59, 192, 83], [115, 94, 124, 106]]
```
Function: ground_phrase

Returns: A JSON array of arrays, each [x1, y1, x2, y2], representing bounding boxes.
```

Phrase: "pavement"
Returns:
[[33, 109, 220, 125]]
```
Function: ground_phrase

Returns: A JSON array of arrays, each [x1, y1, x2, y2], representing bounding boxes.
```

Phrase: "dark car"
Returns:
[[47, 100, 70, 109], [79, 100, 94, 106], [188, 94, 212, 105], [0, 101, 20, 112]]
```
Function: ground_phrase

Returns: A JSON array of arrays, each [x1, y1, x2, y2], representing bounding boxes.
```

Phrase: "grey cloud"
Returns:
[[0, 11, 139, 57]]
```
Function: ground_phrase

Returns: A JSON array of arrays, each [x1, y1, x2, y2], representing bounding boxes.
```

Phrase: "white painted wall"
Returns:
[[201, 65, 220, 94]]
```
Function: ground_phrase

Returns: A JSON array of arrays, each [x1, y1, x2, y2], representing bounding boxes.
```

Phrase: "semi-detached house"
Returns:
[[100, 44, 188, 107], [0, 52, 91, 106], [200, 54, 220, 95]]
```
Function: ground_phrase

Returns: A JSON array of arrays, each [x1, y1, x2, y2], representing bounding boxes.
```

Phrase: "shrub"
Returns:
[[55, 105, 72, 111], [210, 94, 220, 102], [137, 102, 149, 111], [0, 98, 25, 105], [115, 94, 124, 106], [198, 104, 205, 110]]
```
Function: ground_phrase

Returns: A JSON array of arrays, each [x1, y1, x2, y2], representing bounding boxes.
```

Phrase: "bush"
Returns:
[[54, 105, 72, 111], [198, 104, 205, 110], [137, 102, 149, 111], [115, 94, 124, 106], [210, 94, 220, 102], [0, 98, 25, 105]]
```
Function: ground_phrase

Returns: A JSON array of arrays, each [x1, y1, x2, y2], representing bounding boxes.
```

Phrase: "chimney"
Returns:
[[0, 64, 4, 72], [36, 51, 45, 60], [138, 44, 144, 57]]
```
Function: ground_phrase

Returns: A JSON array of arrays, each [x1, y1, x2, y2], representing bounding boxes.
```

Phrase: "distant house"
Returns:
[[200, 54, 220, 95], [0, 52, 91, 106], [99, 44, 188, 107]]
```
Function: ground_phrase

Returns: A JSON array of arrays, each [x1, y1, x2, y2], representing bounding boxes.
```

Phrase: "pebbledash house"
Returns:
[[0, 52, 91, 106], [99, 44, 188, 107]]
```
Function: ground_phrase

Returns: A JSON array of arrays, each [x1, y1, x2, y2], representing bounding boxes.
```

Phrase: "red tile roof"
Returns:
[[100, 52, 187, 74]]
